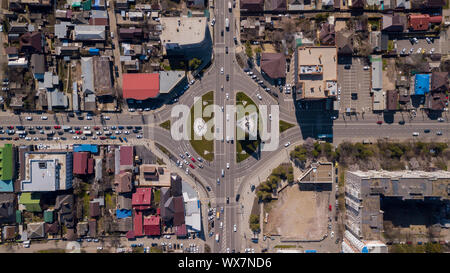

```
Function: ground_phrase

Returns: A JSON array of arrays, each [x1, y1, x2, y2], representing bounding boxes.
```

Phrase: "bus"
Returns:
[[228, 1, 232, 12]]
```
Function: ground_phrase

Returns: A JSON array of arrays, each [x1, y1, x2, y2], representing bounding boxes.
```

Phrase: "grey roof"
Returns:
[[49, 90, 68, 108], [0, 193, 15, 224], [31, 54, 45, 75], [95, 158, 102, 182], [117, 194, 132, 210], [117, 217, 133, 232], [74, 25, 105, 41], [91, 10, 108, 19], [54, 22, 74, 39], [81, 57, 94, 94], [371, 55, 383, 90], [159, 71, 186, 94], [27, 222, 45, 239], [43, 72, 59, 90], [72, 82, 79, 111]]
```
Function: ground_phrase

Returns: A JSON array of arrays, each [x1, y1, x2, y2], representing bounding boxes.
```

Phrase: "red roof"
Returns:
[[175, 224, 187, 237], [408, 14, 430, 31], [133, 210, 143, 237], [156, 207, 160, 216], [123, 73, 160, 100], [143, 215, 160, 236], [88, 158, 94, 174], [89, 18, 109, 26], [132, 188, 152, 210], [126, 230, 135, 239], [73, 152, 89, 174], [119, 146, 133, 167]]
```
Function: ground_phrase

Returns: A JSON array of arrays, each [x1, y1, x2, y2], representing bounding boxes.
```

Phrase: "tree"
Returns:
[[188, 58, 202, 71], [249, 214, 260, 232], [245, 41, 253, 58]]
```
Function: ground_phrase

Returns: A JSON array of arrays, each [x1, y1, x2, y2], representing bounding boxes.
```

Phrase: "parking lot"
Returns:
[[337, 57, 372, 113], [395, 37, 441, 55]]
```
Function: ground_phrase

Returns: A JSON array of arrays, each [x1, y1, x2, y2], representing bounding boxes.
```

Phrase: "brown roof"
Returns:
[[65, 228, 77, 241], [240, 0, 264, 11], [319, 23, 335, 45], [336, 31, 354, 55], [351, 0, 365, 8], [45, 222, 59, 234], [115, 172, 132, 193], [19, 31, 43, 54], [90, 201, 101, 217], [3, 225, 17, 240], [89, 18, 108, 26], [266, 0, 287, 11], [89, 219, 97, 237], [425, 92, 446, 111], [386, 90, 399, 111], [5, 47, 18, 55], [431, 72, 448, 92], [260, 53, 286, 79]]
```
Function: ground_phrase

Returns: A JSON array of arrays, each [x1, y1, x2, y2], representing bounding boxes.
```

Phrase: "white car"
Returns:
[[430, 48, 435, 54], [97, 247, 103, 250], [136, 134, 143, 139], [269, 114, 272, 120], [84, 126, 90, 130], [86, 116, 92, 120], [409, 48, 414, 54], [128, 108, 135, 112], [26, 116, 32, 121], [144, 108, 151, 111], [401, 48, 406, 54], [284, 142, 291, 147], [220, 67, 224, 74], [416, 48, 422, 54], [226, 248, 230, 253], [226, 93, 229, 100], [104, 116, 110, 120], [220, 222, 223, 229], [331, 231, 334, 238], [185, 168, 189, 174], [226, 114, 229, 121], [41, 116, 48, 120], [437, 118, 444, 122], [233, 224, 237, 232], [256, 94, 262, 100], [412, 132, 419, 136], [226, 162, 230, 169], [73, 136, 80, 139]]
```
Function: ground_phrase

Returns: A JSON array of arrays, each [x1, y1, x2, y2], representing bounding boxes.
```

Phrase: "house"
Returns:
[[90, 201, 101, 217], [382, 14, 406, 32], [349, 0, 365, 8], [30, 54, 45, 80], [132, 188, 152, 210], [159, 71, 187, 96], [408, 14, 442, 31], [386, 90, 399, 111], [19, 32, 43, 54], [65, 228, 76, 241], [0, 193, 16, 224], [115, 0, 128, 9], [0, 144, 14, 192], [88, 219, 97, 237], [369, 31, 388, 52], [44, 209, 54, 223], [27, 222, 45, 239], [175, 223, 187, 238], [265, 0, 287, 11], [119, 28, 143, 41], [55, 194, 75, 228], [139, 165, 171, 187], [431, 72, 449, 93], [93, 56, 114, 98], [114, 172, 132, 193], [45, 222, 59, 235], [117, 194, 132, 210], [240, 0, 265, 12], [73, 152, 93, 175], [77, 221, 89, 236], [162, 195, 185, 226], [143, 215, 161, 236], [123, 73, 160, 101], [171, 174, 183, 197], [319, 23, 335, 46], [183, 191, 201, 233], [414, 74, 431, 95], [5, 47, 19, 61], [117, 217, 133, 232], [371, 55, 385, 111], [3, 225, 17, 240], [336, 32, 354, 55], [74, 25, 106, 41], [260, 53, 286, 82]]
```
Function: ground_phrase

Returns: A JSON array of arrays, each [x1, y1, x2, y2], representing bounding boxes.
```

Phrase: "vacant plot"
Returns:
[[190, 91, 214, 161], [265, 185, 328, 240]]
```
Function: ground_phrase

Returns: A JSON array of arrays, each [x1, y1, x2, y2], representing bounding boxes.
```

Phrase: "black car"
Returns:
[[272, 92, 278, 98], [399, 120, 405, 125], [45, 126, 51, 130], [221, 30, 224, 36], [226, 74, 229, 81], [235, 194, 240, 202], [206, 186, 211, 191], [127, 126, 133, 129], [74, 127, 81, 130], [36, 126, 42, 130], [47, 137, 53, 141], [233, 37, 237, 44], [29, 130, 36, 134], [424, 129, 430, 133], [78, 116, 84, 120], [344, 64, 351, 69], [58, 131, 64, 135], [16, 126, 24, 130], [226, 197, 229, 204], [351, 93, 358, 100], [132, 129, 139, 133], [225, 46, 228, 54], [68, 112, 75, 117], [135, 126, 142, 130], [61, 137, 67, 140]]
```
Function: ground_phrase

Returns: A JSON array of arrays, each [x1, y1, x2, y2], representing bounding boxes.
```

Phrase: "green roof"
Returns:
[[16, 210, 22, 224], [19, 192, 42, 212], [82, 0, 92, 10], [44, 210, 54, 223], [0, 144, 13, 181]]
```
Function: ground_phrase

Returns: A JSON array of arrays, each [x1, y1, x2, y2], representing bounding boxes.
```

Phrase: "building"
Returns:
[[19, 32, 43, 54], [336, 32, 354, 55], [265, 0, 287, 11], [382, 14, 406, 32], [74, 25, 106, 41], [160, 17, 212, 71], [386, 90, 399, 111], [133, 210, 143, 237], [122, 73, 160, 101], [369, 31, 388, 53], [27, 222, 45, 239], [20, 151, 73, 192], [93, 56, 114, 98], [90, 201, 101, 217], [44, 209, 54, 223], [77, 221, 89, 236], [19, 192, 41, 212], [413, 74, 431, 96], [119, 146, 133, 171], [132, 188, 152, 211], [240, 0, 265, 12], [143, 215, 161, 236], [297, 46, 338, 100], [348, 0, 365, 8], [139, 165, 171, 187], [2, 225, 17, 240], [114, 172, 132, 193], [344, 170, 450, 244], [0, 193, 16, 224], [171, 174, 183, 197], [298, 162, 333, 190], [30, 54, 45, 80], [183, 190, 201, 234], [73, 144, 98, 154], [371, 55, 385, 111], [159, 71, 187, 95], [319, 23, 335, 46], [431, 72, 449, 93], [55, 194, 75, 228], [89, 219, 97, 237], [408, 14, 442, 31], [73, 152, 94, 175], [0, 144, 14, 192], [260, 53, 286, 83]]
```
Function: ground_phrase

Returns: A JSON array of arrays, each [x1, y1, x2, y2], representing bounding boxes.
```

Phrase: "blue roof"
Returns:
[[362, 246, 369, 253], [73, 144, 98, 153], [116, 209, 132, 219], [0, 180, 13, 192], [414, 74, 430, 95]]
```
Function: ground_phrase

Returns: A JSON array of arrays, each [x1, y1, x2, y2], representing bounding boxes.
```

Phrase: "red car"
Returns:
[[329, 204, 332, 211], [14, 137, 19, 140], [376, 121, 382, 125], [190, 157, 196, 163], [94, 126, 100, 130], [100, 136, 107, 140], [7, 126, 14, 129], [76, 130, 82, 134], [189, 163, 195, 169], [54, 125, 61, 129]]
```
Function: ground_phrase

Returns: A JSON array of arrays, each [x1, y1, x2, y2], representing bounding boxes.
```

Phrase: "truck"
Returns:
[[83, 130, 92, 136], [215, 234, 220, 242], [45, 130, 55, 136], [16, 130, 27, 135], [23, 240, 30, 248], [225, 18, 229, 30], [216, 211, 220, 220], [228, 1, 232, 12]]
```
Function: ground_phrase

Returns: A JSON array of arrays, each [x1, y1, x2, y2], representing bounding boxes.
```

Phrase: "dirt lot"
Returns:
[[265, 185, 329, 240], [382, 58, 396, 91]]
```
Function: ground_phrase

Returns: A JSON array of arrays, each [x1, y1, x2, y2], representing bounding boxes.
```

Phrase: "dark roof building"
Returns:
[[90, 201, 101, 217], [2, 225, 17, 240], [386, 90, 399, 111], [0, 193, 16, 224], [425, 92, 446, 111], [173, 196, 185, 227], [260, 53, 286, 79], [336, 31, 354, 55], [170, 174, 183, 197], [431, 72, 449, 93], [114, 172, 133, 193], [119, 28, 143, 40], [73, 152, 90, 175], [265, 0, 287, 11], [350, 0, 365, 8], [240, 0, 264, 12], [45, 222, 59, 235], [319, 23, 335, 45], [382, 14, 406, 32], [19, 32, 43, 54], [88, 219, 97, 237]]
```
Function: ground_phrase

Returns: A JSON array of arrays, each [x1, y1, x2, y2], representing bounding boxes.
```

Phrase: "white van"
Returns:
[[215, 234, 220, 242]]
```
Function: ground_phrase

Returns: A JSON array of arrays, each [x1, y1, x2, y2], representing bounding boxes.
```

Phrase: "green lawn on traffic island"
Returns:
[[236, 92, 261, 163], [189, 91, 214, 161], [279, 120, 296, 133], [159, 120, 171, 130]]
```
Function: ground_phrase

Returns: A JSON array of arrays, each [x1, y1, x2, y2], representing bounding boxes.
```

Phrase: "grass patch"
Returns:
[[153, 189, 161, 207], [189, 91, 214, 161], [274, 245, 297, 249], [236, 92, 261, 163], [150, 246, 163, 253], [159, 120, 171, 131], [279, 120, 295, 133], [156, 157, 165, 165], [387, 40, 394, 52], [105, 192, 114, 210], [132, 247, 144, 253], [390, 243, 442, 253]]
